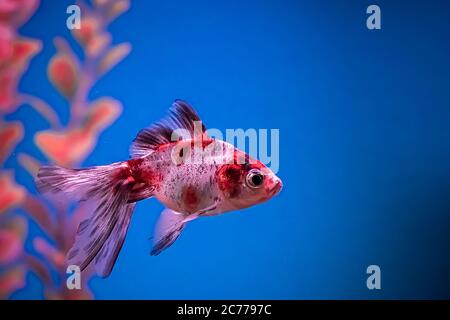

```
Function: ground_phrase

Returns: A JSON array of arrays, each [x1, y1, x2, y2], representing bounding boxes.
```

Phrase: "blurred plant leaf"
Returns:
[[33, 237, 65, 269], [2, 215, 28, 240], [0, 0, 40, 28], [21, 194, 54, 236], [0, 36, 41, 114], [23, 254, 52, 286], [19, 94, 60, 128], [105, 0, 130, 23], [35, 98, 121, 167], [72, 15, 100, 48], [0, 265, 26, 299], [48, 51, 79, 99], [0, 229, 23, 264], [18, 153, 42, 177], [85, 97, 122, 132], [0, 171, 26, 215], [11, 37, 42, 70], [0, 216, 27, 265], [52, 37, 74, 54], [34, 127, 94, 167], [0, 121, 24, 165], [98, 42, 130, 75], [0, 68, 20, 112], [0, 217, 25, 265], [86, 32, 111, 58], [71, 14, 113, 57]]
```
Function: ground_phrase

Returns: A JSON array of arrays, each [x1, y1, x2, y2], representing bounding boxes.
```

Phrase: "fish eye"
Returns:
[[246, 169, 264, 188]]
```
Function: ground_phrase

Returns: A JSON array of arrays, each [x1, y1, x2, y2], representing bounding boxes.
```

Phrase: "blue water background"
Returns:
[[6, 0, 450, 299]]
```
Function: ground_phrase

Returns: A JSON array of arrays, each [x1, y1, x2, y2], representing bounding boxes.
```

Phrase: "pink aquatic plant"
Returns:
[[0, 0, 131, 299], [0, 0, 37, 298], [0, 0, 43, 115]]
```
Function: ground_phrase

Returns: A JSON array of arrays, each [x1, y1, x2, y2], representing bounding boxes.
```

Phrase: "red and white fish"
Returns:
[[36, 100, 282, 277]]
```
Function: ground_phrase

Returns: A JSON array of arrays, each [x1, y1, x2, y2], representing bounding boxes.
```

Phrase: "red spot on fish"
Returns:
[[183, 185, 199, 212], [127, 158, 157, 184], [113, 165, 132, 182], [216, 164, 243, 198], [127, 158, 143, 172]]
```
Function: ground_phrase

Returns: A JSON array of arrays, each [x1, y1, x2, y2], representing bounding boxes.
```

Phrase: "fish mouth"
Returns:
[[269, 181, 282, 196]]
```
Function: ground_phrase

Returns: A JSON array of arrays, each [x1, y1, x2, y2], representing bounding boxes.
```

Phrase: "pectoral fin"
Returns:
[[151, 208, 193, 256], [151, 202, 219, 256]]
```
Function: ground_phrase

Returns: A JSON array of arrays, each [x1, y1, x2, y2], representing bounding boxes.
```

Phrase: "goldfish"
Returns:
[[36, 100, 282, 277]]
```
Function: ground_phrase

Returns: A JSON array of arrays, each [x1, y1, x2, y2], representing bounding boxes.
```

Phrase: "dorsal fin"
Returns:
[[130, 100, 206, 158]]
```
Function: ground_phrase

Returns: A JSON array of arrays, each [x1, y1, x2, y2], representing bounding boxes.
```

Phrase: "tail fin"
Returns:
[[36, 162, 140, 277]]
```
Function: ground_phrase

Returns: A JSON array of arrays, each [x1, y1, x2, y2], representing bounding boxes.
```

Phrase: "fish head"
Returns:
[[216, 151, 282, 210]]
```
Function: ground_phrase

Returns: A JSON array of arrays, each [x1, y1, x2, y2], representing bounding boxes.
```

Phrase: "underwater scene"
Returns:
[[1, 0, 450, 300]]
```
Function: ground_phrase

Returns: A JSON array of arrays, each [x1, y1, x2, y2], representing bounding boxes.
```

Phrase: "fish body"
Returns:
[[128, 139, 281, 216], [36, 100, 282, 277]]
